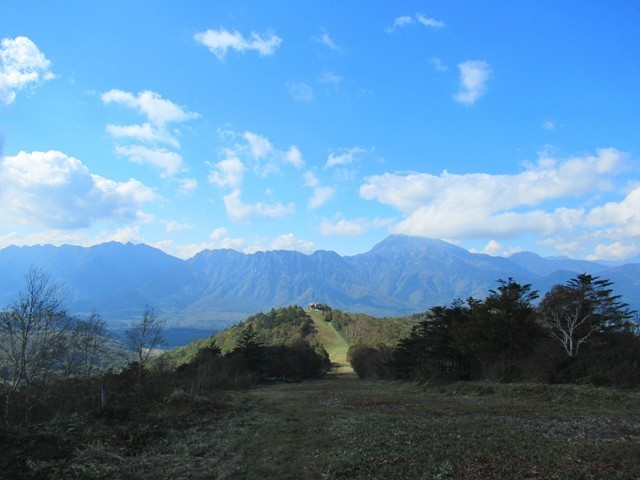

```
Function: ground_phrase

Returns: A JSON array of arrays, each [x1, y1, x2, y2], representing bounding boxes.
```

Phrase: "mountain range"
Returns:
[[0, 235, 638, 329]]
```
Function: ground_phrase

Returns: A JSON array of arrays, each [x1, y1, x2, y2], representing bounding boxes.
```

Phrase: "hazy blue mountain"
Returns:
[[508, 251, 609, 277], [0, 242, 195, 326], [0, 235, 638, 330]]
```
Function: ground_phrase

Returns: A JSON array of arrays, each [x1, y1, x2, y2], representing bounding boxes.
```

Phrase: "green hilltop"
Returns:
[[161, 305, 416, 371]]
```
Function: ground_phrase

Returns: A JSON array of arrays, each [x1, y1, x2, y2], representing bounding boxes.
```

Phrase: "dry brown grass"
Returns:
[[2, 375, 639, 479]]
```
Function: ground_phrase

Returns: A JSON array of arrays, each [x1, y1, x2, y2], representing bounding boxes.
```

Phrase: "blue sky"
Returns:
[[1, 1, 639, 260]]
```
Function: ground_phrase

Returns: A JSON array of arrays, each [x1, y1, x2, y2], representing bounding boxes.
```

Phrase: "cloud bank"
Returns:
[[0, 150, 155, 228], [360, 148, 633, 254]]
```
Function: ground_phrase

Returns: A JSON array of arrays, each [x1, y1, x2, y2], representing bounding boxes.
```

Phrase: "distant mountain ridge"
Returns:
[[0, 235, 638, 329]]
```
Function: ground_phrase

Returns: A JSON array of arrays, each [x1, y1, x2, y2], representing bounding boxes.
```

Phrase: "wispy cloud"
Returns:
[[304, 171, 335, 209], [102, 89, 197, 180], [326, 147, 366, 168], [386, 13, 445, 33], [416, 13, 445, 29], [429, 57, 448, 72], [114, 145, 183, 178], [194, 28, 282, 60], [454, 60, 491, 105], [319, 216, 393, 236], [175, 178, 198, 197], [223, 188, 295, 221], [314, 28, 343, 53], [287, 81, 314, 102], [0, 36, 54, 104], [105, 123, 179, 148], [102, 89, 197, 126], [216, 129, 305, 179], [318, 71, 344, 86]]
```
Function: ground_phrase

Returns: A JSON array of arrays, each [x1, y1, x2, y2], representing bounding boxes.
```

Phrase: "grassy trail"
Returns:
[[307, 309, 353, 374]]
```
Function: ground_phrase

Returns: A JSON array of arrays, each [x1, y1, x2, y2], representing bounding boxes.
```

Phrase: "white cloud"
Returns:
[[326, 147, 366, 168], [386, 14, 444, 33], [430, 57, 448, 72], [416, 14, 445, 29], [0, 150, 155, 229], [101, 89, 197, 126], [270, 233, 314, 252], [152, 227, 247, 259], [304, 171, 319, 188], [222, 129, 304, 176], [543, 119, 555, 130], [0, 36, 54, 104], [454, 60, 491, 105], [389, 16, 414, 30], [106, 123, 179, 148], [194, 28, 282, 60], [102, 89, 196, 178], [287, 82, 314, 102], [320, 218, 367, 236], [284, 146, 304, 169], [315, 28, 343, 53], [320, 216, 393, 236], [176, 177, 198, 197], [588, 242, 638, 261], [115, 145, 183, 177], [586, 186, 640, 236], [208, 157, 246, 188], [303, 171, 334, 209], [309, 186, 335, 209], [223, 188, 295, 221], [473, 240, 522, 257], [164, 220, 191, 233], [244, 131, 273, 159], [319, 71, 344, 86], [360, 148, 628, 240]]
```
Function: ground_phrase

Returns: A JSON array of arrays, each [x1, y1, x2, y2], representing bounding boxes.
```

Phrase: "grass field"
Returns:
[[8, 373, 639, 479], [308, 309, 352, 374], [4, 311, 640, 478]]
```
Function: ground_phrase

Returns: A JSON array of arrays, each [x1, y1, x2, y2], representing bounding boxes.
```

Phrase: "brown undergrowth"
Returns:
[[2, 375, 639, 479]]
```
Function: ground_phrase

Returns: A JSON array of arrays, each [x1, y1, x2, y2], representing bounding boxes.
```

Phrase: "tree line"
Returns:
[[348, 275, 640, 387], [0, 268, 329, 425]]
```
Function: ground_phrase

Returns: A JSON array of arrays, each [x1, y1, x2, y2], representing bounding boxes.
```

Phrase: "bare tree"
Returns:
[[124, 305, 165, 378], [0, 267, 69, 422], [537, 274, 633, 357], [63, 312, 109, 380]]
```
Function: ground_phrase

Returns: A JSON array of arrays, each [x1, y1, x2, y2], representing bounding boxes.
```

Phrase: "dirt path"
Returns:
[[307, 309, 353, 375]]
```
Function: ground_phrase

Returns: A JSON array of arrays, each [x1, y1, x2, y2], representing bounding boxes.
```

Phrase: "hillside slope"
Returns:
[[307, 310, 352, 374]]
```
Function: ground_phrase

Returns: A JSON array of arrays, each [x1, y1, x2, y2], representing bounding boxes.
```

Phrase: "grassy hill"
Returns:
[[160, 306, 416, 371]]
